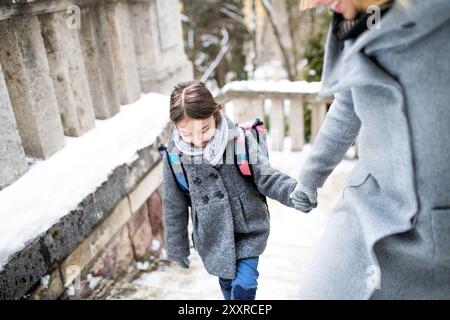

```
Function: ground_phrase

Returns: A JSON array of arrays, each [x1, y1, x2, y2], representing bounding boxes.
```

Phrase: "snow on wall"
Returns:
[[0, 93, 170, 270]]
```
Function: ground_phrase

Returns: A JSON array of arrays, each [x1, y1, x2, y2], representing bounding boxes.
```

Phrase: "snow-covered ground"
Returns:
[[105, 141, 356, 300], [0, 93, 170, 271]]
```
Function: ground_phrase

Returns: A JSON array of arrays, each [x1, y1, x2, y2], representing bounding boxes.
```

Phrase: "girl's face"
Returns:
[[176, 115, 216, 148], [305, 0, 359, 19]]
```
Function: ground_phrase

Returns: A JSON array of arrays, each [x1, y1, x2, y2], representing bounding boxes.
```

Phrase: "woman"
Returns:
[[291, 0, 450, 299]]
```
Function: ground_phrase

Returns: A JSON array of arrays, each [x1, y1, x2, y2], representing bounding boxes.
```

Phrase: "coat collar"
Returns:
[[320, 0, 450, 96], [343, 0, 450, 61]]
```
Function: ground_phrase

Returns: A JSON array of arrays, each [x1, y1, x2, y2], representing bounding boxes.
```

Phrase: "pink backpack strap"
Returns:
[[234, 127, 252, 176]]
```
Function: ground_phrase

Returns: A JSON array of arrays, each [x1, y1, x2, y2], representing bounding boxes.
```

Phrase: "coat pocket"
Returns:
[[230, 195, 248, 233], [344, 164, 371, 189], [238, 190, 270, 233], [431, 207, 450, 266]]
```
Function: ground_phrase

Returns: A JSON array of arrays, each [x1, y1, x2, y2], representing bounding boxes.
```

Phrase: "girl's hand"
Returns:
[[290, 182, 318, 213]]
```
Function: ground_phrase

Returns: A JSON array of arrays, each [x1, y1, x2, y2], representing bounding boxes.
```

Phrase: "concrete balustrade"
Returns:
[[79, 5, 120, 119], [269, 98, 285, 151], [128, 0, 158, 93], [104, 1, 141, 104], [39, 11, 96, 137], [0, 0, 194, 300], [0, 0, 194, 187], [0, 64, 28, 191], [217, 81, 332, 152], [289, 98, 305, 151], [311, 99, 328, 144], [129, 0, 193, 94], [233, 96, 265, 124], [0, 16, 65, 159]]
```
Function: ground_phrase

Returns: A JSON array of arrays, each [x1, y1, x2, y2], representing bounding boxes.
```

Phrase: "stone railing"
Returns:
[[0, 0, 193, 300], [0, 0, 193, 191], [216, 80, 333, 151]]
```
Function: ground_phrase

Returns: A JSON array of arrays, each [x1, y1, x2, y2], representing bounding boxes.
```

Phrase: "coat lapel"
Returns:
[[320, 0, 450, 97]]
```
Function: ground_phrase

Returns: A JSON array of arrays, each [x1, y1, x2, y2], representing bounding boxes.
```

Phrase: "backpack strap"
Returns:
[[234, 127, 252, 176], [253, 119, 269, 159], [234, 120, 270, 214], [158, 144, 191, 206]]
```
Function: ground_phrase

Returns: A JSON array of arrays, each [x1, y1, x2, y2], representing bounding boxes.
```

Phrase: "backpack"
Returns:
[[158, 118, 269, 208]]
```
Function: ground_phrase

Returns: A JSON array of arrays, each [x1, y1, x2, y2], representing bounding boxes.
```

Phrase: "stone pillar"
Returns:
[[0, 64, 28, 190], [155, 0, 193, 94], [128, 0, 193, 94], [311, 99, 328, 144], [269, 98, 285, 151], [0, 16, 65, 159], [232, 96, 264, 124], [79, 5, 120, 119], [290, 97, 305, 151], [104, 1, 141, 104], [128, 0, 158, 93], [39, 11, 96, 137]]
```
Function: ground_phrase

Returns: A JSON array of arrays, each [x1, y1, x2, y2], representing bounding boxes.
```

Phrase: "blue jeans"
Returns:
[[219, 257, 259, 300]]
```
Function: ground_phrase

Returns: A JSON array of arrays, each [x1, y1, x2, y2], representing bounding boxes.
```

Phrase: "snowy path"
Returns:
[[101, 145, 356, 300]]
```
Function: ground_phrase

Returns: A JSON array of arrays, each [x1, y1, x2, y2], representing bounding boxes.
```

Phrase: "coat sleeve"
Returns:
[[245, 131, 297, 208], [162, 154, 190, 261], [298, 90, 361, 189]]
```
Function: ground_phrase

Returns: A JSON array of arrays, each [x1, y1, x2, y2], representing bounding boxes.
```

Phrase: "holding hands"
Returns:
[[290, 181, 318, 213]]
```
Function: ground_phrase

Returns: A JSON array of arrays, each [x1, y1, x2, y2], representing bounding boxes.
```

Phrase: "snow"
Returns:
[[136, 261, 150, 271], [221, 80, 322, 95], [151, 239, 161, 251], [0, 92, 170, 271], [87, 274, 102, 290], [66, 285, 76, 297], [40, 275, 50, 289]]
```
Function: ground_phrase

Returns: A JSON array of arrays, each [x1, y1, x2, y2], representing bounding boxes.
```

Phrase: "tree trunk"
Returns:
[[260, 0, 295, 81]]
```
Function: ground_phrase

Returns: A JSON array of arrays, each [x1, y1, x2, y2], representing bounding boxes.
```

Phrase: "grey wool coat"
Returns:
[[297, 0, 450, 299], [162, 115, 297, 279]]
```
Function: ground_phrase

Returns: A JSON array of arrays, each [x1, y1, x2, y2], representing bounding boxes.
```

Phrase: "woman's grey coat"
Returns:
[[163, 116, 297, 279], [297, 0, 450, 299]]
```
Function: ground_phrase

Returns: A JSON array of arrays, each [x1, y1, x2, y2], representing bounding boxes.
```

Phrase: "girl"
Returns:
[[162, 81, 301, 300]]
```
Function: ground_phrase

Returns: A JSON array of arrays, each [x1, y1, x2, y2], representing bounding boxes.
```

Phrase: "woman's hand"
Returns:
[[290, 182, 318, 213]]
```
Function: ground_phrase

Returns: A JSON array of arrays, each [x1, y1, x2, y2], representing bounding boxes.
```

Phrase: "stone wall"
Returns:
[[0, 123, 172, 300], [0, 0, 192, 299], [0, 0, 193, 190]]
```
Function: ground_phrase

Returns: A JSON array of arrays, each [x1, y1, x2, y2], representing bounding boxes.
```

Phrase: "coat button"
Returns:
[[201, 195, 209, 204], [209, 173, 219, 179], [215, 191, 224, 199], [193, 177, 202, 185]]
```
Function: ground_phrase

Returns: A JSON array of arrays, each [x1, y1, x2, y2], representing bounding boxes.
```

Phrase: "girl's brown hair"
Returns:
[[170, 81, 222, 126]]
